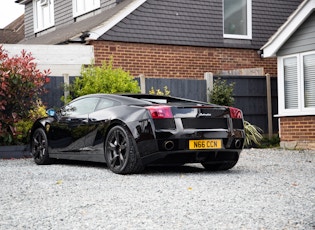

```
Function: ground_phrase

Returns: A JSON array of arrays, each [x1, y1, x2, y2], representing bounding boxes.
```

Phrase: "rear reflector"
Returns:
[[229, 107, 243, 119], [146, 106, 173, 119]]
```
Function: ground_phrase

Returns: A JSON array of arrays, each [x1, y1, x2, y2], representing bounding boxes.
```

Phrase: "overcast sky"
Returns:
[[0, 0, 24, 29]]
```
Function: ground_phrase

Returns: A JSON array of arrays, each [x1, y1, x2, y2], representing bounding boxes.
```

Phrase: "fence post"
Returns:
[[63, 73, 69, 104], [139, 74, 146, 94], [266, 73, 273, 139], [204, 72, 213, 103]]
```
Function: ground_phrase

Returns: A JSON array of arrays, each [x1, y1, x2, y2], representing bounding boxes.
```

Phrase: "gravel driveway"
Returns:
[[0, 148, 314, 229]]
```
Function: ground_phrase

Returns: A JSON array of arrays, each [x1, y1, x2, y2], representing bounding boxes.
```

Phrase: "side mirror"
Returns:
[[46, 109, 56, 117]]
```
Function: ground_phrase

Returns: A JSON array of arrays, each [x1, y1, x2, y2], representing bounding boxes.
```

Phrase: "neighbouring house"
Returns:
[[16, 0, 302, 79], [261, 0, 315, 149], [0, 14, 24, 44]]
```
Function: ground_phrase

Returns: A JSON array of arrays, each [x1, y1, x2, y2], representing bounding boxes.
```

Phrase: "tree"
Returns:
[[64, 60, 140, 103], [0, 45, 50, 145], [209, 77, 235, 106]]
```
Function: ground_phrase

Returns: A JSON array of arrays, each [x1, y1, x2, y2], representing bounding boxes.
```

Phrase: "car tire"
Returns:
[[31, 128, 53, 165], [104, 125, 144, 174], [201, 161, 238, 171]]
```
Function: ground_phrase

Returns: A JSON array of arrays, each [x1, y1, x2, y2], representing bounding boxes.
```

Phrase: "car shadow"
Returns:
[[143, 164, 241, 175], [143, 164, 204, 174], [54, 159, 106, 169], [53, 160, 241, 175]]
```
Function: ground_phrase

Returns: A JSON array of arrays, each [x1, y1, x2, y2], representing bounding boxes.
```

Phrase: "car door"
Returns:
[[48, 97, 100, 154], [84, 98, 120, 153]]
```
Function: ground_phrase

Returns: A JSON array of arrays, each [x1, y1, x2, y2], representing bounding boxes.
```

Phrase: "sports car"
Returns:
[[30, 94, 245, 174]]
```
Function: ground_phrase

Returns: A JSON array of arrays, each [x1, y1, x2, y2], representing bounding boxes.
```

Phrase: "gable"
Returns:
[[277, 11, 315, 56], [267, 0, 315, 118]]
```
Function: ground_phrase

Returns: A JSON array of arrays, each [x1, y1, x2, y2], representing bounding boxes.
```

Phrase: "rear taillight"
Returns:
[[229, 107, 243, 119], [146, 106, 173, 119]]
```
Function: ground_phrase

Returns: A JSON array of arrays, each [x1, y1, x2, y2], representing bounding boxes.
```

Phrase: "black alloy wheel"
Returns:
[[32, 128, 52, 165], [104, 125, 143, 174]]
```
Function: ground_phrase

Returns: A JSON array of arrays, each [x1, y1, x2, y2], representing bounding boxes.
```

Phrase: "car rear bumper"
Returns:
[[133, 117, 245, 166], [141, 148, 242, 166], [138, 131, 244, 165]]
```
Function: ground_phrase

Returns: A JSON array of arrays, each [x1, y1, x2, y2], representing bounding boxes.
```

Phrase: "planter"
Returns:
[[0, 145, 32, 159]]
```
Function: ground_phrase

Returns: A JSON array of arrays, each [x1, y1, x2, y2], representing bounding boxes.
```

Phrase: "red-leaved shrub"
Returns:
[[0, 45, 50, 145]]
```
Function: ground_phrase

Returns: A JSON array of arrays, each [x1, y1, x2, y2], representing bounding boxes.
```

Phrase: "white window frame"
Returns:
[[73, 0, 101, 18], [33, 0, 55, 33], [278, 50, 315, 116], [223, 0, 252, 40]]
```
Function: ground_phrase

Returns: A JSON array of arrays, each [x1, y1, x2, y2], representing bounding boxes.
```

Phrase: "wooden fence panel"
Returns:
[[41, 75, 278, 134], [144, 78, 207, 102], [41, 76, 64, 108], [214, 76, 278, 134]]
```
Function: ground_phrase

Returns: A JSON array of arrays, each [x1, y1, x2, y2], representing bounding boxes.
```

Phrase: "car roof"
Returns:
[[72, 93, 213, 106], [73, 93, 152, 105]]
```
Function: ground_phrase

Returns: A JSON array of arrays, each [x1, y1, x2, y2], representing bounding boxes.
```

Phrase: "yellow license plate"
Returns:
[[189, 139, 222, 150]]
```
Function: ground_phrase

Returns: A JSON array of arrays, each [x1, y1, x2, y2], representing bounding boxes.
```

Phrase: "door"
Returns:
[[48, 97, 100, 153], [85, 98, 120, 150]]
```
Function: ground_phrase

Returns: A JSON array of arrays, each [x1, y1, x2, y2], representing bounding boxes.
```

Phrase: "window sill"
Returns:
[[223, 34, 252, 40], [34, 25, 55, 34], [274, 111, 315, 117]]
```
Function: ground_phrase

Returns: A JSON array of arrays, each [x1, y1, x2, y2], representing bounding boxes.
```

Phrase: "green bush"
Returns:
[[64, 60, 140, 102], [259, 135, 280, 148], [209, 77, 235, 106], [15, 100, 47, 144]]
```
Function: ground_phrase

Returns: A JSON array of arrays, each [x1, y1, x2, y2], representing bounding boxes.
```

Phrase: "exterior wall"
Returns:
[[278, 12, 315, 56], [24, 3, 34, 40], [101, 0, 117, 9], [280, 116, 315, 150], [54, 0, 73, 27], [91, 40, 277, 78]]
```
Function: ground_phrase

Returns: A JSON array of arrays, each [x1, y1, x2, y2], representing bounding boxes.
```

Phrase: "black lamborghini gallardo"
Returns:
[[30, 94, 245, 174]]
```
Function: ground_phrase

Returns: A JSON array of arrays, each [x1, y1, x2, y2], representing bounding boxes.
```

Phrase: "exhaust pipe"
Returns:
[[164, 140, 174, 151], [235, 139, 242, 149]]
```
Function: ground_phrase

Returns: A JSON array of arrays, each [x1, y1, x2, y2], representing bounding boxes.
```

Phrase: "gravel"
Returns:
[[0, 148, 314, 230]]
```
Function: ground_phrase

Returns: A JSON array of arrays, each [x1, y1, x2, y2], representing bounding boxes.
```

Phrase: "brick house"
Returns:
[[261, 0, 315, 149], [16, 0, 302, 79]]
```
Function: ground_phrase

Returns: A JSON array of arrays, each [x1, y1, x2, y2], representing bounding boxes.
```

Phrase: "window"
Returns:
[[96, 98, 119, 111], [279, 51, 315, 116], [303, 54, 315, 108], [284, 57, 298, 109], [223, 0, 252, 39], [64, 98, 99, 116], [73, 0, 100, 18], [33, 0, 54, 32]]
